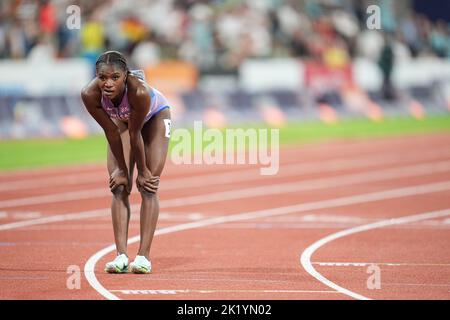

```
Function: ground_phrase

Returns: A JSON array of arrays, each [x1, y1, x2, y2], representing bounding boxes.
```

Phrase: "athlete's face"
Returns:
[[96, 64, 127, 100]]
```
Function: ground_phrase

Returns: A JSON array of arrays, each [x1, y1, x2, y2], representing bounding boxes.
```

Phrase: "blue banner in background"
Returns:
[[413, 0, 450, 22]]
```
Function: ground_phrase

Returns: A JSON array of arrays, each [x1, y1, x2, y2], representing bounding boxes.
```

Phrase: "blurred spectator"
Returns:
[[400, 11, 421, 57], [289, 29, 309, 57], [131, 32, 161, 69], [28, 34, 56, 62], [38, 0, 57, 35], [323, 38, 350, 68], [7, 18, 28, 59], [378, 33, 395, 100], [356, 29, 384, 61], [80, 8, 105, 66], [429, 20, 450, 58], [187, 3, 215, 70]]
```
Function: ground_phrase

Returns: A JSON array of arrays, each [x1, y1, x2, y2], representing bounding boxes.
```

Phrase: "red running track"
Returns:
[[0, 132, 449, 300]]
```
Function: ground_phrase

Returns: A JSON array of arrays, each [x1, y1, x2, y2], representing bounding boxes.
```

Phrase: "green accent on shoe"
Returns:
[[105, 265, 128, 274], [131, 265, 150, 274]]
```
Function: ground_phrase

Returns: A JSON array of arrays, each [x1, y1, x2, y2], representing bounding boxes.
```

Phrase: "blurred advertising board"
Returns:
[[239, 58, 304, 92], [144, 60, 198, 95], [304, 61, 353, 93], [0, 59, 92, 96]]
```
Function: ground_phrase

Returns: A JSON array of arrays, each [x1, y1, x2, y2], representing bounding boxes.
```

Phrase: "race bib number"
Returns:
[[163, 119, 171, 138]]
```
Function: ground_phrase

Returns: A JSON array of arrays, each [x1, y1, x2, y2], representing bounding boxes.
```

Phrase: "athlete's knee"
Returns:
[[139, 175, 160, 198], [111, 185, 128, 198], [140, 189, 157, 199]]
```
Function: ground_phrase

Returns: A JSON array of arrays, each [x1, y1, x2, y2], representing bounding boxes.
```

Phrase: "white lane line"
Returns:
[[313, 262, 450, 267], [0, 172, 106, 192], [116, 277, 304, 283], [0, 189, 107, 209], [1, 157, 450, 209], [2, 160, 450, 230], [109, 289, 339, 295], [0, 163, 103, 178], [0, 208, 109, 231], [85, 180, 450, 300], [0, 241, 113, 246], [382, 283, 450, 288], [3, 148, 450, 192], [213, 222, 450, 230], [15, 220, 450, 231], [0, 276, 49, 280], [300, 208, 450, 300]]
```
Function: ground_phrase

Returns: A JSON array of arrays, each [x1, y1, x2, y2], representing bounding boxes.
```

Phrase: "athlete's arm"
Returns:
[[128, 81, 159, 193], [80, 83, 128, 177], [128, 85, 149, 175]]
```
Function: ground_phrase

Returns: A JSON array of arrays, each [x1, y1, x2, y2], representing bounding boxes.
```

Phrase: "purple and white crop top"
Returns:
[[101, 70, 170, 122]]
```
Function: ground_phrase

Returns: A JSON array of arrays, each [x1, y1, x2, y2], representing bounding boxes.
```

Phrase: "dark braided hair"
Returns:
[[95, 51, 130, 74]]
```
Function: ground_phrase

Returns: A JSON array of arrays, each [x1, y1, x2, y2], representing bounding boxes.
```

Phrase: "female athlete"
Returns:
[[81, 51, 171, 273]]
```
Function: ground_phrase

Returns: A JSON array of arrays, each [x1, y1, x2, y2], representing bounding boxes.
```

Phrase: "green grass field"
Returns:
[[1, 114, 449, 171]]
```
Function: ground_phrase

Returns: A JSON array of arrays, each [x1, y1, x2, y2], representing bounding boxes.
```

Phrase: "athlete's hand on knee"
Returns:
[[137, 169, 160, 193], [110, 168, 130, 193]]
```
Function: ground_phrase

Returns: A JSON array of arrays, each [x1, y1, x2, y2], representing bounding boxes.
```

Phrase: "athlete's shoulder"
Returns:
[[81, 78, 100, 96], [81, 78, 101, 104], [127, 74, 150, 99]]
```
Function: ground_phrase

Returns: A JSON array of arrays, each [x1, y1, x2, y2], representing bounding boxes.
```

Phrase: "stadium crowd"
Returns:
[[0, 0, 449, 73]]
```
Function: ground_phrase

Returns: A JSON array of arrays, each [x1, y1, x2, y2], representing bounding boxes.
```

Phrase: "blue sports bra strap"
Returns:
[[130, 69, 146, 81]]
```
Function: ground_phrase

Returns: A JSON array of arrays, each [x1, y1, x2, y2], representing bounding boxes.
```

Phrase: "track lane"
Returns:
[[0, 131, 448, 299]]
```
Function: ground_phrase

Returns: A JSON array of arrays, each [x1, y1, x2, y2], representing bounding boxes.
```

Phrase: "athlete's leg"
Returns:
[[137, 108, 171, 259], [107, 118, 135, 256]]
